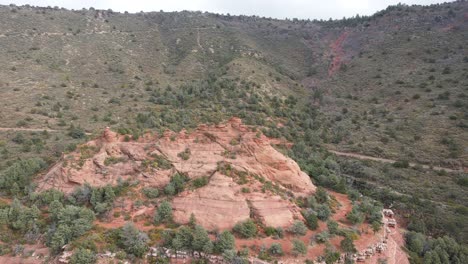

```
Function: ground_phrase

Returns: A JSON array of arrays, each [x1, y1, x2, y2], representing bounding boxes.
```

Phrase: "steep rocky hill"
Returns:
[[38, 118, 315, 230]]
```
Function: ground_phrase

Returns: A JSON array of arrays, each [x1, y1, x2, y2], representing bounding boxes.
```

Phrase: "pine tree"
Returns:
[[192, 225, 212, 253]]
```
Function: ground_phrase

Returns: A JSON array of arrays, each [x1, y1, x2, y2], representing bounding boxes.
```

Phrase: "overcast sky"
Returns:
[[0, 0, 455, 20]]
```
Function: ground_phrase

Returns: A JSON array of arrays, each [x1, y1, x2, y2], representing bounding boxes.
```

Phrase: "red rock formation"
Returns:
[[37, 118, 316, 230]]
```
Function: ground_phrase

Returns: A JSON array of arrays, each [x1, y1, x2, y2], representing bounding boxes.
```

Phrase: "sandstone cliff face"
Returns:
[[37, 118, 316, 230], [172, 172, 251, 230]]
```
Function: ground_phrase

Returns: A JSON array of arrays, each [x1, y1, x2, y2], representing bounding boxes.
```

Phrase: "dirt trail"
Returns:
[[329, 191, 352, 224], [197, 28, 203, 49], [0, 127, 59, 132], [365, 216, 409, 264], [328, 150, 465, 173], [0, 127, 92, 135]]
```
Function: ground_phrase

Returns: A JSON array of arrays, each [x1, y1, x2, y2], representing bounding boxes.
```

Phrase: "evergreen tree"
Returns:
[[154, 201, 172, 224], [340, 236, 356, 253], [120, 222, 149, 257], [192, 225, 212, 253], [215, 231, 235, 253]]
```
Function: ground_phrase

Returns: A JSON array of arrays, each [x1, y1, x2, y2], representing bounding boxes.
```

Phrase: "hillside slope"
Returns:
[[0, 2, 467, 263]]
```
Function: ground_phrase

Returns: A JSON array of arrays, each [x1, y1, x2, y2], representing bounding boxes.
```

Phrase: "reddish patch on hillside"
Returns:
[[328, 31, 349, 76]]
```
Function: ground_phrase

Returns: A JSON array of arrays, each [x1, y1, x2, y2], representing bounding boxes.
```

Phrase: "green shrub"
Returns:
[[302, 210, 318, 230], [193, 176, 209, 188], [241, 187, 250, 193], [142, 187, 159, 199], [164, 173, 188, 195], [269, 243, 283, 256], [70, 248, 96, 264], [316, 204, 331, 221], [154, 201, 172, 224], [177, 148, 191, 160], [47, 205, 95, 253], [347, 207, 364, 225], [120, 222, 149, 257], [325, 247, 340, 264], [292, 239, 307, 256], [392, 159, 409, 168], [315, 231, 330, 243], [327, 220, 339, 235], [233, 219, 258, 238], [104, 156, 126, 166], [214, 231, 235, 253], [68, 126, 86, 139], [0, 158, 46, 195], [288, 221, 308, 236], [340, 235, 356, 253]]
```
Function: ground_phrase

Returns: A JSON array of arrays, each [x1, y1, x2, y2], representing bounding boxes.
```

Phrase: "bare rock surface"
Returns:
[[172, 172, 250, 230], [248, 193, 301, 228]]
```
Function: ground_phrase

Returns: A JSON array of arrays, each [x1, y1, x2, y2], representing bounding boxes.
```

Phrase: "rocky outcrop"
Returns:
[[172, 173, 251, 230], [248, 194, 301, 227], [37, 118, 316, 230]]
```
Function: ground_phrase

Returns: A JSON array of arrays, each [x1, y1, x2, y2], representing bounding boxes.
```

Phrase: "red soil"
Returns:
[[328, 31, 349, 76]]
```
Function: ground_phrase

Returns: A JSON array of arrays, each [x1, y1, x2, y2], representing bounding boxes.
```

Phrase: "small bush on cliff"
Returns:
[[315, 187, 329, 203], [142, 187, 159, 199], [288, 221, 308, 236], [104, 156, 126, 166], [302, 210, 318, 230], [177, 148, 191, 160], [316, 204, 331, 221], [164, 173, 188, 195], [233, 219, 258, 238], [347, 207, 364, 225], [192, 176, 209, 188], [154, 201, 172, 225]]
